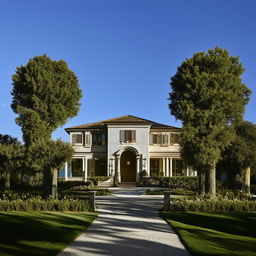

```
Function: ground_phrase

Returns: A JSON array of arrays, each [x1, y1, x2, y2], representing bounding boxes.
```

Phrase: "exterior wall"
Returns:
[[107, 124, 151, 178]]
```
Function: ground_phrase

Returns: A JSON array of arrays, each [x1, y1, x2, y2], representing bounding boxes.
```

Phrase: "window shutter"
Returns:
[[162, 134, 169, 145], [85, 132, 91, 146], [157, 134, 161, 144], [132, 130, 136, 142], [120, 130, 125, 142], [149, 134, 153, 144]]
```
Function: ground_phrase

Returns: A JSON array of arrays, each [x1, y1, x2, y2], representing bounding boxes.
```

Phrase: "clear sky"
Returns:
[[0, 0, 255, 142]]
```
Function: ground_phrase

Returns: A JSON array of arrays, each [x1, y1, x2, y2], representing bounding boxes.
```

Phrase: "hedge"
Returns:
[[0, 198, 89, 211], [139, 176, 198, 191], [169, 198, 256, 212]]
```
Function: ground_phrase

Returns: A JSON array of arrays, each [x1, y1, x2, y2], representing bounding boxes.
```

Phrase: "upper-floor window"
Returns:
[[92, 133, 106, 146], [72, 134, 83, 145], [150, 133, 169, 145], [170, 133, 180, 144], [120, 130, 136, 143]]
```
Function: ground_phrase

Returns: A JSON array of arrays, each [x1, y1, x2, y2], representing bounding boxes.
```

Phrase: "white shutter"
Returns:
[[132, 130, 136, 142], [162, 134, 169, 145], [149, 134, 153, 144], [120, 130, 125, 142], [85, 132, 91, 146]]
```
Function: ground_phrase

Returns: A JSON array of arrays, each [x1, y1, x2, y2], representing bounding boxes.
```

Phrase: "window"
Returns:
[[170, 133, 180, 144], [71, 159, 83, 177], [162, 134, 169, 145], [120, 130, 136, 143], [150, 133, 169, 145], [92, 133, 106, 146], [72, 134, 83, 145], [172, 159, 184, 176]]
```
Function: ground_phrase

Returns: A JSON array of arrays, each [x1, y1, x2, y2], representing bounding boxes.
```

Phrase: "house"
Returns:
[[60, 115, 196, 182]]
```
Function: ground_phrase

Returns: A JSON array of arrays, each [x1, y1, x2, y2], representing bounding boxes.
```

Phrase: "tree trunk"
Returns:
[[206, 165, 216, 197], [242, 167, 250, 194], [43, 169, 52, 199], [4, 170, 11, 190], [198, 170, 205, 195], [51, 169, 58, 199]]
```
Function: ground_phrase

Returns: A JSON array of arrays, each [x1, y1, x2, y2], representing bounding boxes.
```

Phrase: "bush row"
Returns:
[[0, 198, 89, 211], [58, 176, 111, 190], [145, 189, 196, 196], [139, 176, 198, 191], [169, 198, 256, 212]]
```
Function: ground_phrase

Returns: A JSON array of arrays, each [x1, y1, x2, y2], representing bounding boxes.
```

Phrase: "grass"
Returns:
[[161, 211, 256, 256], [0, 211, 97, 256]]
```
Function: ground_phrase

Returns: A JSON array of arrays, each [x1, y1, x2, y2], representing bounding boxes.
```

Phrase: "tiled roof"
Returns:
[[65, 115, 180, 131]]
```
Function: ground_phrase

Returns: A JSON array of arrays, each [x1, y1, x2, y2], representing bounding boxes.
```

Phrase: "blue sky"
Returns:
[[0, 0, 255, 142]]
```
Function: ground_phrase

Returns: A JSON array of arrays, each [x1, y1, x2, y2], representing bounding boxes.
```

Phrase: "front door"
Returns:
[[121, 150, 136, 182]]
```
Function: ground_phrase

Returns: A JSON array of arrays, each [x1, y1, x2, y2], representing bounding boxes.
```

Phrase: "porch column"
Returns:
[[169, 158, 173, 177], [163, 158, 166, 177], [117, 155, 121, 183], [64, 162, 68, 181], [84, 157, 88, 182], [166, 158, 169, 177], [136, 155, 141, 182]]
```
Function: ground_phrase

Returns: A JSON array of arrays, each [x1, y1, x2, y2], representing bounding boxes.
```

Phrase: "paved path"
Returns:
[[59, 185, 190, 256]]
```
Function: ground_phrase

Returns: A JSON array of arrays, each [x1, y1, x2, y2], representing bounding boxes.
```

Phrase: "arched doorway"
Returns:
[[121, 150, 136, 182]]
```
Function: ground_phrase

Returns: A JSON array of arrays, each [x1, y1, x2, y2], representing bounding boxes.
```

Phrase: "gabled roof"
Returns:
[[65, 115, 180, 132]]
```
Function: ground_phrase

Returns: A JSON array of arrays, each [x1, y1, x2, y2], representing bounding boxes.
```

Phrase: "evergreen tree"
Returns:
[[11, 55, 82, 197], [219, 121, 256, 193], [169, 47, 251, 196], [0, 134, 23, 190]]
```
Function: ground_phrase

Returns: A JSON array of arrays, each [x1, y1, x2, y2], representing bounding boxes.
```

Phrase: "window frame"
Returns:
[[120, 130, 136, 143], [71, 133, 83, 145]]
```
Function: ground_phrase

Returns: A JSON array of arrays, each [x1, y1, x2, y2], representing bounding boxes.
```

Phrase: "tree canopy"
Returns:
[[11, 55, 82, 145], [169, 47, 251, 196]]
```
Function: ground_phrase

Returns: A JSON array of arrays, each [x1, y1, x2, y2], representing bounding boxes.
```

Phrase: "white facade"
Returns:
[[61, 115, 196, 182]]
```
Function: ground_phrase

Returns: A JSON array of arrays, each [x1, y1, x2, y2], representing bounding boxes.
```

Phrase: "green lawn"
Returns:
[[161, 211, 256, 256], [0, 211, 97, 256]]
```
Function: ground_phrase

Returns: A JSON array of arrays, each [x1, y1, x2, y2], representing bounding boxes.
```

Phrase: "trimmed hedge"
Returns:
[[0, 198, 89, 211], [139, 176, 198, 191], [169, 198, 256, 212]]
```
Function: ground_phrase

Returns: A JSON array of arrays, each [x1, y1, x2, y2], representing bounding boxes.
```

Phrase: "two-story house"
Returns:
[[60, 115, 196, 182]]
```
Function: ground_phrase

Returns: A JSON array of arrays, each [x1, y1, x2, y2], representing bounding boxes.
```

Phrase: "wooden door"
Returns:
[[121, 151, 136, 182]]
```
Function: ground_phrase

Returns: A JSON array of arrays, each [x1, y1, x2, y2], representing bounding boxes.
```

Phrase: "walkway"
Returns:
[[59, 185, 190, 256]]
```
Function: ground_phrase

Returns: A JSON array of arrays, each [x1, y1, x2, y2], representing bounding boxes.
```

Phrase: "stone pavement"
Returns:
[[58, 184, 190, 256]]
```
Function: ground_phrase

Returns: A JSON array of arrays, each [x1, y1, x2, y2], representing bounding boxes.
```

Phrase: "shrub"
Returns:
[[0, 198, 89, 211], [58, 180, 92, 190], [88, 176, 111, 186], [168, 197, 256, 212], [140, 176, 198, 191]]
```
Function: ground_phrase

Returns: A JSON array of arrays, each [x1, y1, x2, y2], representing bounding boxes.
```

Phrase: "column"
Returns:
[[117, 155, 121, 183], [64, 162, 68, 181], [136, 155, 141, 182], [163, 158, 166, 177], [170, 158, 173, 177], [166, 158, 169, 177], [84, 157, 88, 182]]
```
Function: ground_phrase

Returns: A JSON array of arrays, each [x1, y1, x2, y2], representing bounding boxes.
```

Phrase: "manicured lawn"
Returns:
[[0, 211, 97, 256], [161, 211, 256, 256]]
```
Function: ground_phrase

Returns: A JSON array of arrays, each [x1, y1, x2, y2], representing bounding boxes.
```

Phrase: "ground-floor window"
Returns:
[[150, 158, 163, 177], [94, 159, 107, 176], [172, 158, 185, 176], [71, 159, 83, 177]]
